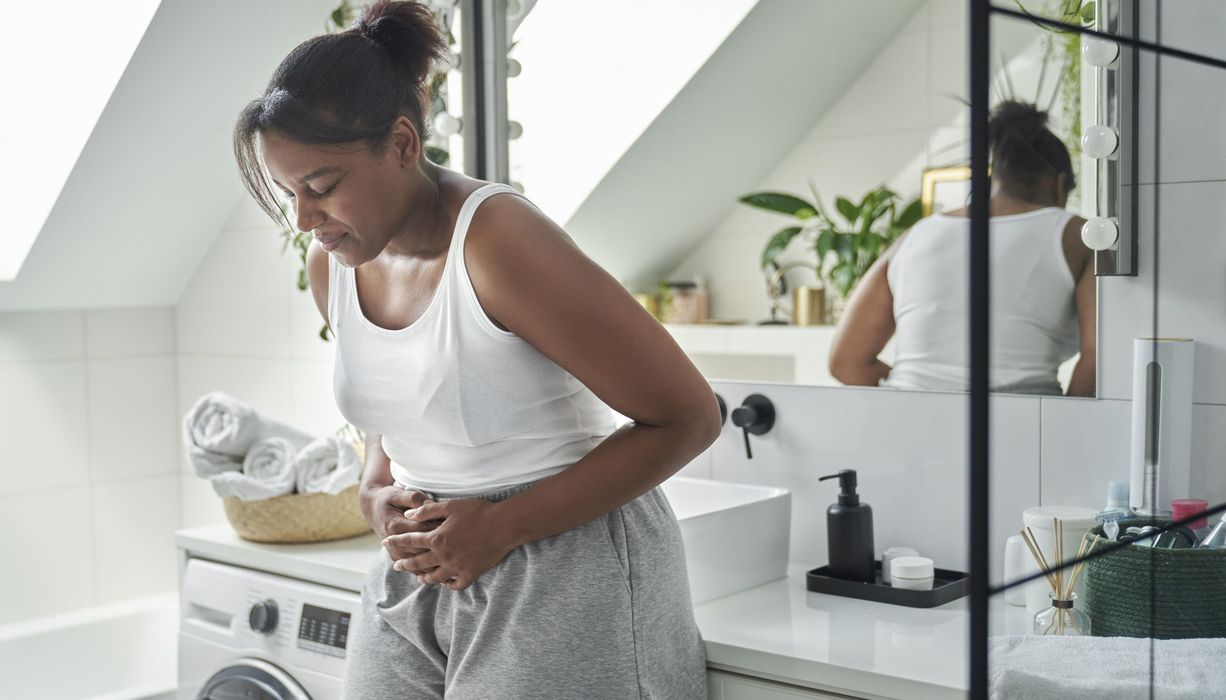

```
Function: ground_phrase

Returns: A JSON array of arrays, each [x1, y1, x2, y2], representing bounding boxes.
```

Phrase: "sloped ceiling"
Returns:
[[564, 0, 924, 291], [0, 0, 335, 311]]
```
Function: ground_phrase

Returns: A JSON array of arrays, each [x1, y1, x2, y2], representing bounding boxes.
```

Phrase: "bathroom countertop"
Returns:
[[176, 528, 1025, 699]]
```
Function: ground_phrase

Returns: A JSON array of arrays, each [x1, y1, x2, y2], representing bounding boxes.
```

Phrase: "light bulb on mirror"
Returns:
[[432, 111, 461, 138], [1081, 217, 1119, 251], [1082, 125, 1119, 159], [507, 120, 523, 140], [506, 57, 522, 78], [1082, 37, 1120, 67]]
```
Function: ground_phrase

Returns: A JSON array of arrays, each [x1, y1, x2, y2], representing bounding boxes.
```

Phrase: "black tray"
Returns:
[[805, 560, 969, 608]]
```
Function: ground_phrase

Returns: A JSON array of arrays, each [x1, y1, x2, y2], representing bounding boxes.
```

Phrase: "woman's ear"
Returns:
[[389, 115, 422, 168]]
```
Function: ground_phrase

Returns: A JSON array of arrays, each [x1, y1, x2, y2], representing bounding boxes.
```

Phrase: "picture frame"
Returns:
[[920, 165, 972, 217]]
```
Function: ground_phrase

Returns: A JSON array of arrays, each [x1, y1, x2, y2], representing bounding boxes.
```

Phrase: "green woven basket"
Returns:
[[1082, 520, 1226, 639]]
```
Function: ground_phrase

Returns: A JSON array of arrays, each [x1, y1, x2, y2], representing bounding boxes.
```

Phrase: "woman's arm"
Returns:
[[827, 244, 899, 386], [1065, 243, 1097, 397], [392, 194, 721, 588]]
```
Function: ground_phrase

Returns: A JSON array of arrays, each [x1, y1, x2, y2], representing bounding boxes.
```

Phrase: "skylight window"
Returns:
[[0, 0, 160, 281]]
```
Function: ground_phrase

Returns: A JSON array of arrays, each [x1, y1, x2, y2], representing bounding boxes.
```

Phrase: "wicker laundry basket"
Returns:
[[222, 484, 370, 543]]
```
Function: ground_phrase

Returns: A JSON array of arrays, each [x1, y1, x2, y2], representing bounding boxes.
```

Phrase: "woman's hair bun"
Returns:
[[989, 100, 1049, 142], [354, 0, 448, 90]]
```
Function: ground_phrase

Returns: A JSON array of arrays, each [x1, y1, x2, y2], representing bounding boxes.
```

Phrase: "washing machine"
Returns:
[[178, 557, 362, 699]]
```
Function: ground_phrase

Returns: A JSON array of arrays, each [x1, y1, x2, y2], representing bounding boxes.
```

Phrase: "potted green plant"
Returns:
[[741, 185, 923, 314]]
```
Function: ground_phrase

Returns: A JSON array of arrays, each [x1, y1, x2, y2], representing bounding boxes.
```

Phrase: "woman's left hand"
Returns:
[[382, 498, 519, 590]]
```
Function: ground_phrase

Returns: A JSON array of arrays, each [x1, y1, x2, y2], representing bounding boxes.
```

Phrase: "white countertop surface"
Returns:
[[177, 527, 1027, 699]]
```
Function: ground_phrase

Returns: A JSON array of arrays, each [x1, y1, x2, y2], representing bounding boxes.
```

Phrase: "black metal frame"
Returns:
[[972, 3, 1226, 697]]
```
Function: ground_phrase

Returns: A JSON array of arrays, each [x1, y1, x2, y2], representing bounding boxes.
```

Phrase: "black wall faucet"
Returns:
[[730, 394, 775, 459]]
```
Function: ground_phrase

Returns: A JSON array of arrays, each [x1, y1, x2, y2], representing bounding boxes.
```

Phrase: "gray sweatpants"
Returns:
[[342, 480, 707, 699]]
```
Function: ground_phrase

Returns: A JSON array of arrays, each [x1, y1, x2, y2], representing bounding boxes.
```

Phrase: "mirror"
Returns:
[[498, 0, 1133, 398]]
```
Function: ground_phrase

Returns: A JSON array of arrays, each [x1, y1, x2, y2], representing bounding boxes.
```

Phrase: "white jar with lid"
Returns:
[[890, 556, 935, 591], [881, 546, 919, 585]]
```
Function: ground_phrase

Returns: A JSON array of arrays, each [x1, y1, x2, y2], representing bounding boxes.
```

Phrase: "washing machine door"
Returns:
[[197, 658, 312, 700]]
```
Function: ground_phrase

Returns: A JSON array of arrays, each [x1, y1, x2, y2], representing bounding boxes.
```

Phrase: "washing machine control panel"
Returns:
[[296, 603, 351, 658]]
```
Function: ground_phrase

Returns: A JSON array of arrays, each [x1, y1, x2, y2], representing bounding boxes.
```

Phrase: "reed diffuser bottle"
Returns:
[[1034, 592, 1091, 636], [1022, 518, 1099, 637]]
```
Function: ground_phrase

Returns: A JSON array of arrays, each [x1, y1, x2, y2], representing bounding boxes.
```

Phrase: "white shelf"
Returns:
[[664, 324, 842, 385]]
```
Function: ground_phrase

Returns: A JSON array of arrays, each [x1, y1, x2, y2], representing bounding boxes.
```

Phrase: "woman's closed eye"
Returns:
[[278, 180, 339, 200]]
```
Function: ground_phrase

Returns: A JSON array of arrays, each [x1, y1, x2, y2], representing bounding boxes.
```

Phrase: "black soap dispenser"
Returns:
[[819, 469, 875, 583]]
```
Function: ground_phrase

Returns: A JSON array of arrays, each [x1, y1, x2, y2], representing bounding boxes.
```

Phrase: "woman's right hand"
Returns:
[[360, 485, 440, 558]]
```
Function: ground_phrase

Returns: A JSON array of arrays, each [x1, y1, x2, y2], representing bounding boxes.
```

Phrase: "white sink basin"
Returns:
[[660, 476, 791, 604]]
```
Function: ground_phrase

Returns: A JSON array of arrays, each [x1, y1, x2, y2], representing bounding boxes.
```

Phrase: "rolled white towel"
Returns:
[[294, 437, 362, 495], [182, 391, 312, 477], [209, 437, 299, 501]]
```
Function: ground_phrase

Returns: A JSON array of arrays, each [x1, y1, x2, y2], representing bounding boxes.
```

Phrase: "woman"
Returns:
[[233, 2, 719, 697], [829, 101, 1096, 397]]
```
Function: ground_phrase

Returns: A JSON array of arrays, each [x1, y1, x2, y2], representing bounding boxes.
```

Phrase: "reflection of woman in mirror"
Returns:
[[829, 101, 1095, 396]]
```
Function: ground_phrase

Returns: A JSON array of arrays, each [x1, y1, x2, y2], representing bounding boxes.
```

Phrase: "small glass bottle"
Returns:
[[1034, 592, 1091, 636]]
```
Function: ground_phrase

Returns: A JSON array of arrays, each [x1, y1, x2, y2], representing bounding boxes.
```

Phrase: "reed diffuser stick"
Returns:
[[1020, 528, 1058, 590]]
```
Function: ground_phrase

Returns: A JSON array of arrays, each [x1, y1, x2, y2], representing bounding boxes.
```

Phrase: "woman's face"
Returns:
[[260, 129, 412, 267]]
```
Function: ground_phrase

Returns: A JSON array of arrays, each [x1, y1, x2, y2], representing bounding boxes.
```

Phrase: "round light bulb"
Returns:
[[1081, 217, 1119, 251], [432, 111, 461, 137], [1082, 37, 1120, 67], [1082, 125, 1119, 159], [507, 120, 523, 140], [506, 57, 522, 78], [510, 181, 525, 193]]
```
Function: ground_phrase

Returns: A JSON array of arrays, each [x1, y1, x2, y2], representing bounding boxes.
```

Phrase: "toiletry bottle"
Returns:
[[1195, 513, 1226, 548], [1172, 498, 1211, 541], [1094, 480, 1132, 541], [819, 470, 875, 583]]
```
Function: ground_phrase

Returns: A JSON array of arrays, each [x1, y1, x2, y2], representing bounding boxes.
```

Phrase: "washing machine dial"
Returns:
[[248, 599, 279, 635]]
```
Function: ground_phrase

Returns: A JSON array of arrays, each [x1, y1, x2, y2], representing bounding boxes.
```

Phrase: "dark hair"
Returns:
[[233, 0, 448, 224], [988, 100, 1075, 195]]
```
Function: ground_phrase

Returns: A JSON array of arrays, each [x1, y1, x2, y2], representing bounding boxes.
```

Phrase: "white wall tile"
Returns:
[[0, 362, 90, 494], [1039, 397, 1131, 510], [1191, 402, 1226, 506], [87, 357, 180, 482], [1098, 183, 1226, 404], [677, 446, 713, 480], [288, 359, 348, 439], [289, 287, 335, 361], [180, 475, 227, 530], [91, 475, 180, 603], [1137, 48, 1226, 185], [0, 487, 96, 624], [0, 311, 85, 364], [176, 227, 295, 357], [707, 382, 1040, 581], [84, 308, 175, 357]]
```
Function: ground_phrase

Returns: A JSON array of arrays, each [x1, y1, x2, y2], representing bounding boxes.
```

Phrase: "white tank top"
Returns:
[[882, 207, 1080, 393], [328, 183, 618, 495]]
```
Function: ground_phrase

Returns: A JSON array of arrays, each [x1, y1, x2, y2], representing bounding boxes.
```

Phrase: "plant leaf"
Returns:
[[830, 263, 857, 298], [895, 198, 924, 230], [740, 192, 818, 219], [833, 233, 856, 262], [814, 229, 836, 263], [759, 226, 803, 269], [835, 197, 859, 223]]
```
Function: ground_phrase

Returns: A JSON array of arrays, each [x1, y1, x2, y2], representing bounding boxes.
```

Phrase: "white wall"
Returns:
[[0, 309, 180, 625]]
